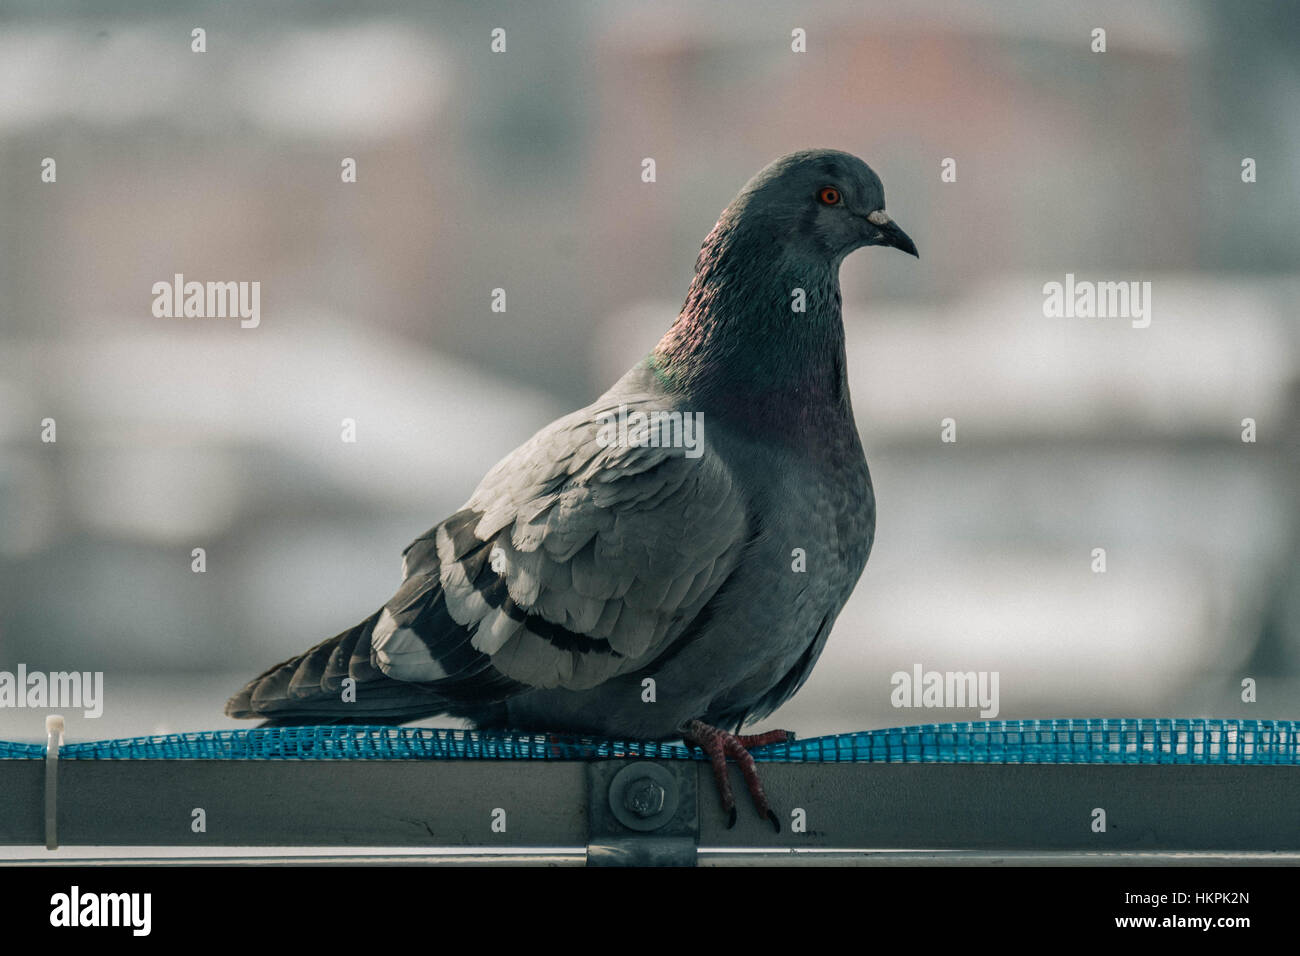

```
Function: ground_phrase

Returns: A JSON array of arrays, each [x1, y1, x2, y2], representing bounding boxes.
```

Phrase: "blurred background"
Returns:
[[1, 0, 1297, 743]]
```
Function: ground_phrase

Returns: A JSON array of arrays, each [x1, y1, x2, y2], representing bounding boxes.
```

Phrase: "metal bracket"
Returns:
[[585, 760, 698, 866]]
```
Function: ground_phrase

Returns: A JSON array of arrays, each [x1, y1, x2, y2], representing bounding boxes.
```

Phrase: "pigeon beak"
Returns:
[[866, 210, 919, 258]]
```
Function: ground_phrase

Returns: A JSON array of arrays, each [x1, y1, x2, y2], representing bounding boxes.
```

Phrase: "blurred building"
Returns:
[[0, 0, 1296, 740]]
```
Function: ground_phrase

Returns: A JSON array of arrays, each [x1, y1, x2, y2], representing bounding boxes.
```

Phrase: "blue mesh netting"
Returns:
[[1, 718, 1297, 763], [0, 739, 43, 759]]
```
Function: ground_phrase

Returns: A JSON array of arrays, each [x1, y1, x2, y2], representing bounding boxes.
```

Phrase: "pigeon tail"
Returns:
[[224, 612, 442, 725], [225, 612, 511, 726]]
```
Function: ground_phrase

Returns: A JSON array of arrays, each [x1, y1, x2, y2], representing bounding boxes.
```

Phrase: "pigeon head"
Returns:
[[726, 148, 918, 263], [652, 149, 916, 435]]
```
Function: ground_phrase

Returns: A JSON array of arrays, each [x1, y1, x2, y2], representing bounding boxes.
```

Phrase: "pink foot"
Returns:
[[680, 719, 792, 832]]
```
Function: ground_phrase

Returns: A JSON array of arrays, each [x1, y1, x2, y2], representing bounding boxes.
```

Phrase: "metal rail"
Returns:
[[2, 758, 1296, 865]]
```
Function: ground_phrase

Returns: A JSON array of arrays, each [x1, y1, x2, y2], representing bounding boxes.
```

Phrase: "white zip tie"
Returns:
[[45, 715, 64, 851]]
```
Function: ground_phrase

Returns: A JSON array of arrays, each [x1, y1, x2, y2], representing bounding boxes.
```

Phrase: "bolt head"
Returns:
[[624, 777, 667, 818]]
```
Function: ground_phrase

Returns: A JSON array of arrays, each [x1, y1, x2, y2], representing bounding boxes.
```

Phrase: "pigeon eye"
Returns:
[[818, 187, 841, 205]]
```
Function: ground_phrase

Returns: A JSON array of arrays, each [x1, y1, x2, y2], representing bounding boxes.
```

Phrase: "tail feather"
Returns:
[[227, 546, 527, 727], [225, 612, 443, 725]]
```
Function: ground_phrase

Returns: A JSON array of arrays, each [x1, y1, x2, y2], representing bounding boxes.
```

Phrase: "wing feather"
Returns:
[[379, 396, 749, 692]]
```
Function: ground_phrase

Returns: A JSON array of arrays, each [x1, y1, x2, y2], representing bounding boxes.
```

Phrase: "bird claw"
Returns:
[[680, 719, 791, 831]]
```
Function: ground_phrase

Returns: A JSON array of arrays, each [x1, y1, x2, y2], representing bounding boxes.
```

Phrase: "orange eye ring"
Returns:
[[818, 186, 841, 205]]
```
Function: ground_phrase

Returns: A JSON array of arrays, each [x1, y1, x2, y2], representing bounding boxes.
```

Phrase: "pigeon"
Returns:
[[227, 148, 918, 829]]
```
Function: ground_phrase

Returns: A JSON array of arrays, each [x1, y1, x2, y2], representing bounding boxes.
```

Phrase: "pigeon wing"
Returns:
[[374, 397, 749, 696]]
